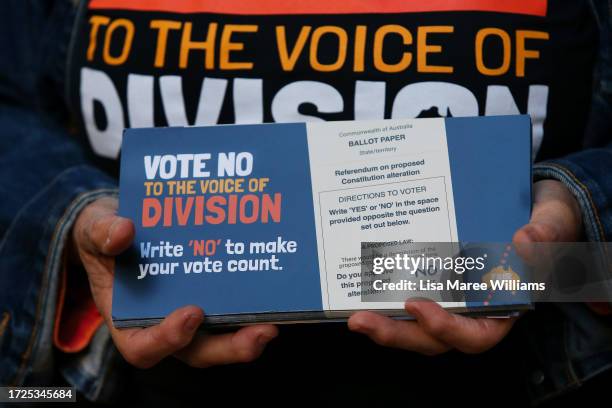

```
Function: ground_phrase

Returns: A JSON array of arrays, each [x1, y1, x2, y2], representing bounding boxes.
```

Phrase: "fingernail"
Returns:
[[350, 317, 371, 334], [353, 324, 370, 334], [522, 227, 538, 243], [184, 314, 202, 332], [105, 218, 122, 248], [257, 332, 276, 347], [405, 302, 421, 318]]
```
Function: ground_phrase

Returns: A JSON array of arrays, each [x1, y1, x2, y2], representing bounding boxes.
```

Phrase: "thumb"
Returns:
[[513, 180, 582, 263], [513, 215, 561, 245], [514, 180, 582, 244], [75, 198, 135, 257]]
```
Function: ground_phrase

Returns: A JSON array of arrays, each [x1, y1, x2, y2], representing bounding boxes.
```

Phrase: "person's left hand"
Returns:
[[348, 301, 517, 355], [348, 179, 583, 355]]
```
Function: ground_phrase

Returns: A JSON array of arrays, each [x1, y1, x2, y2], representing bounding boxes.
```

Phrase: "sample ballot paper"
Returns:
[[113, 115, 532, 327]]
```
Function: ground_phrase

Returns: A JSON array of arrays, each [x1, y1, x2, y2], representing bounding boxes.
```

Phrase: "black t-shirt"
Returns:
[[66, 0, 598, 400], [68, 0, 598, 164]]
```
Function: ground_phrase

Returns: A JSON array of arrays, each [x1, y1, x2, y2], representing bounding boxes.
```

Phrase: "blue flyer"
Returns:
[[114, 115, 532, 327]]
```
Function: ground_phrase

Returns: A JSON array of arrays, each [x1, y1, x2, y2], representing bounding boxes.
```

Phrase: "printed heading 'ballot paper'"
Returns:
[[113, 116, 532, 327]]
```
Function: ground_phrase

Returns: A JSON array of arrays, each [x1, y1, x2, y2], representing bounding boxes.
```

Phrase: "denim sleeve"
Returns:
[[533, 146, 612, 242], [0, 103, 118, 389], [526, 148, 612, 404], [533, 0, 612, 242]]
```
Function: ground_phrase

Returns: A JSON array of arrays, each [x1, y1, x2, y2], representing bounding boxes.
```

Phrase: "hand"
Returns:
[[71, 197, 278, 368], [348, 180, 583, 354]]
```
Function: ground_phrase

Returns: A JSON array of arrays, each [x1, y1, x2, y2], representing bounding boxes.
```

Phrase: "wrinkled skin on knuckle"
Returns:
[[372, 328, 396, 347], [235, 344, 261, 363], [422, 318, 448, 339], [121, 347, 155, 369], [148, 325, 185, 350]]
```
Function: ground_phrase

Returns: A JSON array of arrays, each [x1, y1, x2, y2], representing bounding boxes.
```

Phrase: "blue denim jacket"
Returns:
[[0, 0, 611, 404]]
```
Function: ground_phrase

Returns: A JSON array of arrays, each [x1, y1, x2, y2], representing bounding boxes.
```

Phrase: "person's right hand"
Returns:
[[70, 197, 278, 369]]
